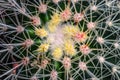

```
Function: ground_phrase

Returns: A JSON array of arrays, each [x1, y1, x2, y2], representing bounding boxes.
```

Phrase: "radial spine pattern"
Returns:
[[0, 0, 120, 80]]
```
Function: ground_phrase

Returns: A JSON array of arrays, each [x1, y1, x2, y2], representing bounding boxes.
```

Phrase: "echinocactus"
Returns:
[[0, 0, 120, 80]]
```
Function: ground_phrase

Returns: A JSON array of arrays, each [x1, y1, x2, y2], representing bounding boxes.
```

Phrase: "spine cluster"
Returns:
[[0, 0, 120, 80]]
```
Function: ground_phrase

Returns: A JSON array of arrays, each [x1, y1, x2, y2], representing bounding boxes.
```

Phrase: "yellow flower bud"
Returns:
[[37, 43, 49, 53], [63, 25, 79, 38], [64, 40, 76, 56], [48, 13, 61, 32], [35, 28, 48, 37], [52, 47, 63, 60]]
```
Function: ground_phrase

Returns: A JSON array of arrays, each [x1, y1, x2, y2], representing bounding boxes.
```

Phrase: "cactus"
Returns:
[[0, 0, 120, 80]]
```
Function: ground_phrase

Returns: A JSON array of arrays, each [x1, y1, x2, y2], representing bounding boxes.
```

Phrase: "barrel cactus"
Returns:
[[0, 0, 120, 80]]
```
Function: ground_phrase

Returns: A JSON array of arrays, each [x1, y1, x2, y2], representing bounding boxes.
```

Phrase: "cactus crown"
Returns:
[[0, 0, 120, 80]]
